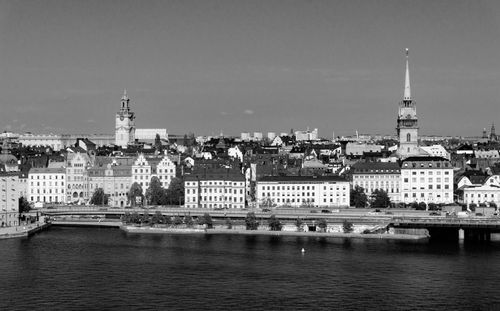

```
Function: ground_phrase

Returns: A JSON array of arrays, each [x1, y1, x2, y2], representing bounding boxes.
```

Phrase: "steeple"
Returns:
[[404, 48, 411, 101], [122, 89, 128, 101]]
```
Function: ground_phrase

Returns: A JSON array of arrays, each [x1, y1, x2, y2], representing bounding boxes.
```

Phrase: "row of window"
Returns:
[[30, 189, 64, 194], [403, 178, 450, 183], [186, 196, 244, 203], [30, 175, 64, 180], [30, 181, 64, 187]]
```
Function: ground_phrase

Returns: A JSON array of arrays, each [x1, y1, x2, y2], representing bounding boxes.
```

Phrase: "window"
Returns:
[[406, 133, 411, 142]]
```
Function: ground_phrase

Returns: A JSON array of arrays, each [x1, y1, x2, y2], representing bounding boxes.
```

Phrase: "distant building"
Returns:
[[131, 154, 177, 189], [135, 129, 168, 141], [295, 128, 318, 141], [420, 145, 450, 160], [257, 175, 350, 208], [66, 152, 91, 203], [115, 90, 136, 148], [88, 162, 131, 208], [184, 168, 246, 209]]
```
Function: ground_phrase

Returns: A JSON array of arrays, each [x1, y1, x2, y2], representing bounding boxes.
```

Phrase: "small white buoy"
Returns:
[[301, 248, 305, 253]]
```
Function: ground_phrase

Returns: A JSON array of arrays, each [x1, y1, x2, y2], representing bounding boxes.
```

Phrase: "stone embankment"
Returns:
[[121, 225, 428, 241]]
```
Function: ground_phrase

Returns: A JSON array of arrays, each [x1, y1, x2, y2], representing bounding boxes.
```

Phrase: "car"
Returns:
[[429, 211, 441, 216], [321, 209, 332, 213], [310, 210, 318, 213], [262, 208, 271, 212]]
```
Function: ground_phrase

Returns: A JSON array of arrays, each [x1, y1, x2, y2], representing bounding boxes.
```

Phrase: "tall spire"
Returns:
[[404, 48, 411, 101], [122, 89, 128, 100]]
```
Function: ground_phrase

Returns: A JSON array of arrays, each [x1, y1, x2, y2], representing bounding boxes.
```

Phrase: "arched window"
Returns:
[[406, 133, 411, 142]]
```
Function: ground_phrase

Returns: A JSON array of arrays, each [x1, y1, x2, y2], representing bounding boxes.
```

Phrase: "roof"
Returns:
[[29, 167, 66, 174], [351, 161, 401, 174], [258, 175, 348, 182], [185, 168, 245, 181], [402, 156, 450, 162]]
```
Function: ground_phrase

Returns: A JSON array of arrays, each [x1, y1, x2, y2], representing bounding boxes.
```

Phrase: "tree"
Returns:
[[350, 186, 368, 208], [172, 215, 183, 226], [154, 133, 163, 153], [198, 213, 213, 228], [151, 211, 163, 226], [90, 188, 109, 206], [128, 182, 144, 207], [370, 189, 391, 208], [317, 219, 328, 232], [18, 197, 31, 214], [410, 202, 420, 210], [245, 212, 259, 230], [267, 215, 282, 231], [342, 220, 354, 233], [417, 202, 427, 211], [225, 218, 233, 229], [166, 178, 184, 206], [295, 218, 303, 231], [146, 177, 167, 206], [184, 215, 194, 228]]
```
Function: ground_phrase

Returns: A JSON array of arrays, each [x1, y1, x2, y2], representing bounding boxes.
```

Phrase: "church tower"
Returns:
[[115, 90, 136, 148], [396, 49, 419, 158]]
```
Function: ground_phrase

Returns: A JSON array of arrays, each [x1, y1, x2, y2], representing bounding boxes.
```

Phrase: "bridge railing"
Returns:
[[392, 216, 500, 225]]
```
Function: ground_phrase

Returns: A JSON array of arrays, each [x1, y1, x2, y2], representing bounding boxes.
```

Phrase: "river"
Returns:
[[1, 227, 499, 310]]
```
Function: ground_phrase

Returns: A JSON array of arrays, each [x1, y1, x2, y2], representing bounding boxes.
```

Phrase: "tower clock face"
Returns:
[[120, 116, 124, 121]]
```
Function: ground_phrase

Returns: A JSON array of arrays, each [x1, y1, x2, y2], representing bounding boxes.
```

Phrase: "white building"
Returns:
[[420, 145, 450, 160], [400, 156, 454, 204], [131, 154, 177, 189], [257, 176, 350, 208], [184, 169, 246, 209], [463, 184, 500, 206], [295, 128, 318, 141], [28, 167, 66, 204], [135, 129, 168, 141], [351, 162, 401, 203]]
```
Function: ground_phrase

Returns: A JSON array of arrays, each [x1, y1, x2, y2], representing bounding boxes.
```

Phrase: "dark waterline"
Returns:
[[1, 227, 500, 311]]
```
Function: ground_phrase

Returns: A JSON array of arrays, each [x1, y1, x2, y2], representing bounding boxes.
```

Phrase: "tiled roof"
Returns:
[[258, 175, 348, 182]]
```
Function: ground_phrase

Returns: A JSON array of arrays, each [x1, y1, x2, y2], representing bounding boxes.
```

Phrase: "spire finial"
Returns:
[[404, 48, 411, 101], [122, 89, 128, 100]]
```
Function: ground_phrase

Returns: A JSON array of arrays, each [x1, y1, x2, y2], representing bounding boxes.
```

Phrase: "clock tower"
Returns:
[[396, 49, 419, 158], [115, 90, 136, 148]]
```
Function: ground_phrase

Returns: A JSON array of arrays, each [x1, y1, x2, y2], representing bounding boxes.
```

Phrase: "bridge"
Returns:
[[40, 206, 500, 242], [391, 216, 500, 241]]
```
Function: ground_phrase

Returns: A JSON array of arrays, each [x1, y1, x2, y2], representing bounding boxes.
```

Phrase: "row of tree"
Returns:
[[350, 186, 391, 208], [90, 176, 185, 207], [122, 211, 213, 228]]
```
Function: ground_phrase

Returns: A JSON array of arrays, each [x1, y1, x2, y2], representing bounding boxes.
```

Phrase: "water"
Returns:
[[1, 228, 500, 310]]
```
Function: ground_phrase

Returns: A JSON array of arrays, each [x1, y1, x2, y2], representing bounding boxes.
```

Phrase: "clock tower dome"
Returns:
[[115, 89, 136, 148]]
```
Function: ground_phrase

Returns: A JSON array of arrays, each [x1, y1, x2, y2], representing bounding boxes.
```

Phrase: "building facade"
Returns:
[[351, 162, 401, 202], [257, 176, 350, 208], [28, 167, 66, 204], [401, 157, 454, 204], [184, 169, 246, 209], [66, 152, 90, 203], [0, 172, 19, 227], [115, 90, 136, 148], [131, 154, 177, 189], [87, 163, 132, 207]]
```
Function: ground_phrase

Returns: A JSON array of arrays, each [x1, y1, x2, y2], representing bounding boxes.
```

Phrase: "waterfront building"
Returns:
[[115, 90, 136, 148], [131, 154, 177, 189], [66, 152, 91, 203], [400, 156, 454, 204], [351, 162, 401, 202], [463, 183, 500, 207], [0, 171, 19, 227], [184, 168, 246, 209], [257, 176, 350, 208], [87, 162, 131, 207], [28, 167, 66, 204]]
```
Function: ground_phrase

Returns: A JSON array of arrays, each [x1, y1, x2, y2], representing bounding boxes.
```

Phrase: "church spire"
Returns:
[[122, 89, 128, 101], [404, 48, 411, 101]]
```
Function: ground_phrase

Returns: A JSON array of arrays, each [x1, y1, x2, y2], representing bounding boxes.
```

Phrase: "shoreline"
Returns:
[[121, 225, 429, 241]]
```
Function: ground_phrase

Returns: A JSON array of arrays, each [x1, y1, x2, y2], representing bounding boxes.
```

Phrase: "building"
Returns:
[[28, 167, 66, 204], [295, 128, 318, 141], [396, 49, 422, 158], [66, 152, 91, 203], [115, 90, 136, 148], [135, 129, 168, 141], [257, 176, 350, 208], [131, 154, 177, 189], [351, 162, 401, 202], [420, 145, 450, 160], [0, 171, 19, 227], [184, 169, 246, 209], [400, 156, 454, 204], [87, 162, 132, 207]]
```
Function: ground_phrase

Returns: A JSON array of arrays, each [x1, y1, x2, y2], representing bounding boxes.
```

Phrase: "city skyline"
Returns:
[[1, 0, 500, 137]]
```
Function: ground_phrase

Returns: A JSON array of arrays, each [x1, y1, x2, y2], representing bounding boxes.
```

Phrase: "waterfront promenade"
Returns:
[[0, 217, 50, 239]]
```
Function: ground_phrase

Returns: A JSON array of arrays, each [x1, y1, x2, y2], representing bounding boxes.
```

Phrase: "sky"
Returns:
[[1, 0, 500, 137]]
